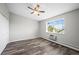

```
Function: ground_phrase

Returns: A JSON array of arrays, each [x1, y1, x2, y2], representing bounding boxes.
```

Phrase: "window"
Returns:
[[46, 18, 64, 34]]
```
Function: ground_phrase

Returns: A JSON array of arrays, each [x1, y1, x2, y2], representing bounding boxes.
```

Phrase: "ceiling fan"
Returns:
[[28, 4, 45, 16]]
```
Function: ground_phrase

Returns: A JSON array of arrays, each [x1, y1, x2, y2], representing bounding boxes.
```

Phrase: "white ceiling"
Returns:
[[6, 3, 79, 21]]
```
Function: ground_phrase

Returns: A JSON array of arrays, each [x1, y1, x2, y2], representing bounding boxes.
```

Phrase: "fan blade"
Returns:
[[28, 7, 34, 10], [39, 11, 45, 13], [31, 12, 34, 14]]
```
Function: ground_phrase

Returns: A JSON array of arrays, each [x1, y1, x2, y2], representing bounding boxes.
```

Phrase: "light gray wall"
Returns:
[[9, 13, 39, 42], [40, 9, 79, 51], [0, 4, 9, 54], [0, 4, 9, 19]]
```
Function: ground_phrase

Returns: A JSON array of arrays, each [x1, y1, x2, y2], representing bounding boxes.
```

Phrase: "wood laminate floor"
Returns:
[[1, 38, 79, 55]]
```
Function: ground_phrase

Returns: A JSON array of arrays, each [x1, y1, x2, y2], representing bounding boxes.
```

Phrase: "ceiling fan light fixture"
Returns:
[[33, 11, 40, 16], [28, 4, 45, 16]]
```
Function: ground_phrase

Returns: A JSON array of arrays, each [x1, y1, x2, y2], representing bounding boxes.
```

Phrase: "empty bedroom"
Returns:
[[0, 3, 79, 55]]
